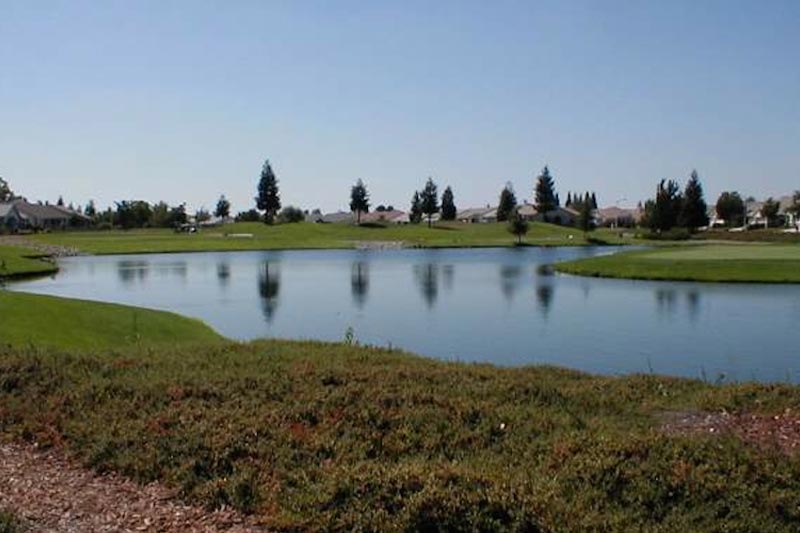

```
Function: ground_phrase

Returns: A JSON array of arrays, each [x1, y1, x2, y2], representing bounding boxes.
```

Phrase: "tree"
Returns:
[[716, 191, 745, 228], [420, 177, 439, 228], [57, 196, 65, 207], [577, 197, 594, 235], [647, 179, 682, 232], [255, 159, 281, 224], [565, 192, 572, 207], [349, 179, 370, 224], [788, 191, 800, 220], [534, 166, 558, 221], [497, 183, 518, 222], [409, 191, 423, 224], [590, 192, 598, 209], [507, 209, 529, 244], [375, 205, 386, 212], [195, 208, 211, 223], [679, 170, 709, 232], [114, 200, 153, 229], [215, 195, 231, 219], [84, 200, 97, 219], [440, 186, 456, 221], [0, 177, 13, 202], [760, 197, 781, 228], [278, 206, 305, 223], [236, 209, 262, 222]]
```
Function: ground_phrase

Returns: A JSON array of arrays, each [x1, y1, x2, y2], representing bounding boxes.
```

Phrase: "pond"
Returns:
[[9, 247, 800, 383]]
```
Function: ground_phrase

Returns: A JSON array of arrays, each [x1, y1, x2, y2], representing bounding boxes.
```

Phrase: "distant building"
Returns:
[[595, 206, 642, 228], [0, 200, 90, 231], [456, 207, 495, 223], [361, 209, 408, 224]]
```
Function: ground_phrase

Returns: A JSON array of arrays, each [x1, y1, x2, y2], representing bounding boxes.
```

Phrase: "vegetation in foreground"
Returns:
[[0, 512, 24, 533], [2, 339, 799, 531], [555, 244, 800, 283], [0, 246, 57, 280], [29, 221, 624, 255], [0, 291, 222, 350]]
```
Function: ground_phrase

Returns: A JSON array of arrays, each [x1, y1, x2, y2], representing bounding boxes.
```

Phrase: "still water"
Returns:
[[10, 247, 800, 383]]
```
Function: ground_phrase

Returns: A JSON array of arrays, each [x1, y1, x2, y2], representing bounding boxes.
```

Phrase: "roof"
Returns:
[[0, 203, 15, 218], [516, 204, 537, 217], [320, 211, 354, 223], [361, 210, 406, 223], [457, 207, 495, 219], [596, 206, 640, 220]]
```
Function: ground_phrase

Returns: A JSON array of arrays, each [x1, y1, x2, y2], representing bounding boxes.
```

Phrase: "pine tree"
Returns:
[[84, 200, 97, 219], [420, 177, 439, 228], [565, 192, 572, 207], [215, 195, 231, 219], [440, 186, 457, 221], [591, 192, 598, 209], [678, 170, 709, 232], [497, 183, 518, 222], [57, 196, 65, 207], [349, 179, 370, 224], [409, 191, 423, 224], [649, 179, 682, 232], [577, 198, 594, 235], [255, 159, 281, 224], [534, 166, 558, 221]]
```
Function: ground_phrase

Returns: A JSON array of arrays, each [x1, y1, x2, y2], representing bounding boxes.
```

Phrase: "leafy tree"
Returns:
[[0, 177, 13, 202], [349, 179, 370, 224], [440, 186, 457, 221], [760, 197, 781, 228], [679, 170, 709, 232], [114, 200, 153, 229], [409, 191, 423, 224], [215, 195, 231, 219], [787, 191, 800, 220], [278, 206, 305, 223], [420, 177, 439, 228], [375, 205, 386, 212], [497, 183, 518, 222], [534, 166, 558, 221], [236, 209, 262, 222], [256, 159, 281, 224], [507, 210, 529, 244], [84, 200, 97, 219], [716, 191, 745, 228], [647, 179, 682, 232], [195, 208, 212, 223]]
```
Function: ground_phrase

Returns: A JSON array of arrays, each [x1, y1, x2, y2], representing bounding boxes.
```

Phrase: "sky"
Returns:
[[1, 0, 798, 214]]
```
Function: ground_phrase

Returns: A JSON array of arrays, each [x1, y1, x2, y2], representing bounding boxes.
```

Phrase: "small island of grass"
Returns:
[[555, 244, 800, 283]]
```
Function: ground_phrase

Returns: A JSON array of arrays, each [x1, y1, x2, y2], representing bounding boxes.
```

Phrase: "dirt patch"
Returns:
[[0, 443, 267, 532], [662, 409, 800, 455]]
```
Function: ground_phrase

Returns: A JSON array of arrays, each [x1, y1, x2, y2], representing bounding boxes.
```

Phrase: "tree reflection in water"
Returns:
[[258, 262, 281, 323], [414, 263, 438, 308], [351, 261, 369, 309]]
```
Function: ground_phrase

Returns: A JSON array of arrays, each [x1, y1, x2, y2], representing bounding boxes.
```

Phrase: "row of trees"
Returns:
[[641, 171, 710, 232]]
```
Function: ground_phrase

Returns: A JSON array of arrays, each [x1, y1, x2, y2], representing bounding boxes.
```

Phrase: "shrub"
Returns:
[[277, 206, 305, 224]]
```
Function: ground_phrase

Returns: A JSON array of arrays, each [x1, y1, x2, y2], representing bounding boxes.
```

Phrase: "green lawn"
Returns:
[[0, 245, 58, 279], [30, 221, 623, 255], [0, 291, 222, 350], [555, 244, 800, 283], [1, 340, 799, 531]]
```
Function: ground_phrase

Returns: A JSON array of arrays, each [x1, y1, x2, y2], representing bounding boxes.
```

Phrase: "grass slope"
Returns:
[[2, 340, 799, 531], [555, 244, 800, 283], [30, 222, 618, 255], [0, 291, 222, 350], [0, 246, 58, 279]]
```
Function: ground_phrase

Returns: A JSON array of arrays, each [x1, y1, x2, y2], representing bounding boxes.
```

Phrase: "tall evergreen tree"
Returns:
[[84, 199, 97, 219], [440, 186, 457, 221], [409, 191, 423, 224], [349, 179, 370, 224], [215, 195, 231, 219], [648, 179, 682, 232], [679, 170, 709, 232], [57, 196, 65, 207], [590, 192, 598, 209], [420, 177, 439, 228], [0, 176, 13, 202], [255, 159, 281, 224], [577, 198, 594, 235], [497, 183, 518, 222], [565, 192, 572, 207], [534, 166, 558, 221]]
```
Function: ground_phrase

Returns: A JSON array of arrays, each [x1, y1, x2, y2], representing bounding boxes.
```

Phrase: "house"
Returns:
[[526, 205, 580, 226], [0, 200, 90, 231], [361, 210, 408, 224], [456, 207, 495, 224], [313, 211, 355, 224], [595, 206, 641, 228]]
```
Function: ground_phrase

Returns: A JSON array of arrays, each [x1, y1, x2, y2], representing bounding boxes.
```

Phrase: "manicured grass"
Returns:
[[0, 246, 57, 279], [30, 221, 623, 255], [555, 244, 800, 283], [0, 291, 222, 350], [2, 340, 799, 531]]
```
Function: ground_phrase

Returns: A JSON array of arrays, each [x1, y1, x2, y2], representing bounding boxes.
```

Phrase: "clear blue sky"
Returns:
[[1, 0, 798, 213]]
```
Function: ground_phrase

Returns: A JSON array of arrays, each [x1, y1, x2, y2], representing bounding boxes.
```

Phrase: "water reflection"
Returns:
[[655, 288, 677, 317], [414, 263, 438, 308], [217, 262, 231, 287], [499, 265, 523, 302], [351, 262, 369, 308], [442, 264, 455, 291], [117, 260, 149, 285], [535, 279, 555, 317], [687, 290, 700, 321], [258, 262, 281, 323]]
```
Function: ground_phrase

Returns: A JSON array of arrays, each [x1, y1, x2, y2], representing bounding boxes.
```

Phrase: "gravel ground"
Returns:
[[0, 443, 268, 533]]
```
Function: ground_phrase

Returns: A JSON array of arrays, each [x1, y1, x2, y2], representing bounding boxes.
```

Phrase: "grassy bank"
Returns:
[[555, 244, 800, 283], [0, 246, 57, 280], [0, 291, 222, 350], [30, 221, 624, 255], [2, 340, 799, 531]]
